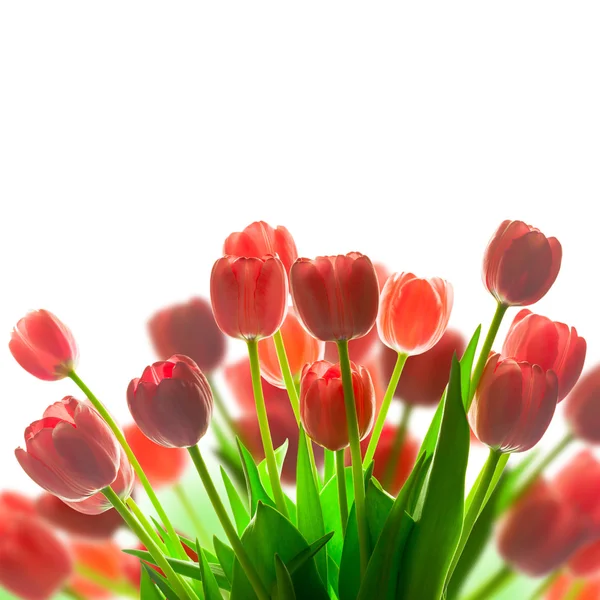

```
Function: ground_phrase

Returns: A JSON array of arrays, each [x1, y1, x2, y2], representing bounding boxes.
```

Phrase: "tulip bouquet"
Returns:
[[2, 219, 599, 600]]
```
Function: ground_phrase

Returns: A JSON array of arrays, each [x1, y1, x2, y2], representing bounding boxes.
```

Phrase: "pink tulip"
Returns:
[[565, 365, 600, 444]]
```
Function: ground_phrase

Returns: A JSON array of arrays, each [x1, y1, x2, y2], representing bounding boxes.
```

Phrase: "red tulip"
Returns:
[[15, 397, 127, 508], [124, 422, 188, 487], [148, 297, 227, 372], [502, 309, 586, 402], [377, 272, 453, 356], [9, 309, 78, 381], [483, 220, 562, 306], [211, 255, 288, 340], [380, 329, 466, 406], [290, 252, 379, 342], [223, 220, 298, 274], [569, 539, 600, 578], [497, 479, 588, 576], [0, 491, 36, 516], [565, 365, 600, 444], [300, 360, 375, 451], [258, 308, 324, 388], [373, 262, 391, 291], [127, 355, 213, 448], [0, 501, 73, 600], [546, 574, 600, 600], [36, 493, 123, 539], [469, 353, 558, 453]]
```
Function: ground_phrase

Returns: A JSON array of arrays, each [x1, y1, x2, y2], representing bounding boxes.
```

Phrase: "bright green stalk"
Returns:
[[336, 449, 348, 534], [462, 565, 514, 600]]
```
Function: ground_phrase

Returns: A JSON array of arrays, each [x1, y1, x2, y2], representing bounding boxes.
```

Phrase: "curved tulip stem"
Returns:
[[75, 563, 138, 598], [126, 497, 168, 552], [246, 339, 290, 519], [188, 444, 270, 600], [364, 352, 408, 465], [466, 302, 508, 411], [527, 572, 561, 600], [382, 402, 414, 491], [462, 565, 514, 600], [337, 340, 369, 578], [173, 483, 212, 549], [68, 371, 189, 562], [335, 449, 349, 534], [102, 487, 194, 600]]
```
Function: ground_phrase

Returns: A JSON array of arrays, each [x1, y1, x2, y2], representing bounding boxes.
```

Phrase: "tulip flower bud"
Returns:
[[290, 252, 379, 342], [223, 220, 298, 275], [0, 507, 73, 600], [502, 309, 586, 402], [148, 297, 227, 372], [565, 365, 600, 444], [300, 360, 375, 451], [124, 422, 188, 487], [258, 308, 324, 388], [483, 220, 562, 306], [211, 255, 288, 340], [127, 355, 213, 448], [15, 397, 125, 506], [377, 272, 453, 356], [9, 309, 78, 381], [469, 353, 559, 453]]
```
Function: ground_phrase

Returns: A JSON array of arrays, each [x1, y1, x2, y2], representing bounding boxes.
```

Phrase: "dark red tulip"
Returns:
[[569, 539, 600, 578], [148, 297, 226, 372], [502, 309, 586, 402], [290, 253, 379, 342], [9, 309, 78, 381], [211, 255, 288, 340], [565, 365, 600, 444], [127, 355, 213, 448], [223, 220, 298, 274], [483, 220, 562, 306]]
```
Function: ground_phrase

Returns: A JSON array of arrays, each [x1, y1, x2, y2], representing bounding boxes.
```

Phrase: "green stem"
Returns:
[[173, 483, 212, 548], [75, 563, 138, 597], [466, 302, 508, 411], [126, 497, 168, 552], [324, 449, 335, 484], [188, 445, 269, 600], [364, 352, 408, 465], [62, 586, 86, 600], [382, 403, 414, 491], [102, 487, 193, 600], [246, 340, 290, 518], [337, 340, 369, 577], [336, 449, 349, 535], [528, 572, 560, 600], [446, 448, 505, 587], [565, 579, 585, 600], [208, 374, 237, 434], [69, 371, 188, 561], [463, 565, 514, 600]]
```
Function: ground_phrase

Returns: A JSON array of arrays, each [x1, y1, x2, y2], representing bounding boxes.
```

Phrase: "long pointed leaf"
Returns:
[[221, 466, 251, 534], [274, 554, 297, 600], [199, 546, 223, 600]]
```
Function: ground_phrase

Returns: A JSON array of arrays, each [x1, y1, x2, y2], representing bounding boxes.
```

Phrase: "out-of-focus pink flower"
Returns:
[[373, 262, 391, 291], [377, 272, 453, 356], [323, 326, 381, 365], [9, 310, 78, 381], [290, 253, 379, 342], [127, 355, 213, 448], [300, 360, 375, 451], [223, 221, 298, 275], [15, 397, 127, 509], [565, 365, 600, 444], [546, 574, 600, 600], [258, 308, 324, 388], [211, 255, 288, 340], [469, 353, 558, 453], [569, 539, 600, 579], [483, 220, 562, 306], [148, 297, 226, 372], [502, 309, 586, 402], [0, 491, 36, 516]]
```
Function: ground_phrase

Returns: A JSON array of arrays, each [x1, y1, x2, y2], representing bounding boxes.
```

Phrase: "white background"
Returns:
[[1, 2, 599, 494]]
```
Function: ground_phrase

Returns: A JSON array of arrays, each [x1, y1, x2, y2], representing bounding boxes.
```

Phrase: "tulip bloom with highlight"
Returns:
[[502, 309, 586, 402], [290, 252, 379, 342], [565, 365, 600, 444], [224, 220, 298, 274], [483, 220, 562, 306], [9, 309, 78, 381], [127, 355, 213, 448], [377, 272, 453, 356], [148, 297, 226, 372], [15, 397, 127, 508], [258, 308, 324, 388], [211, 255, 288, 340], [300, 360, 375, 451], [469, 353, 559, 453]]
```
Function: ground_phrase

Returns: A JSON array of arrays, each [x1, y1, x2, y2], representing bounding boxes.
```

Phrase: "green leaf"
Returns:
[[397, 356, 471, 600], [324, 449, 335, 486], [257, 439, 288, 483], [237, 437, 276, 515], [460, 325, 482, 407], [221, 466, 251, 534], [213, 536, 235, 585], [230, 502, 329, 600], [142, 565, 177, 600], [286, 532, 335, 576], [273, 554, 297, 600], [140, 566, 165, 599], [495, 450, 541, 514], [199, 546, 223, 600], [296, 428, 328, 586], [327, 555, 340, 597]]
